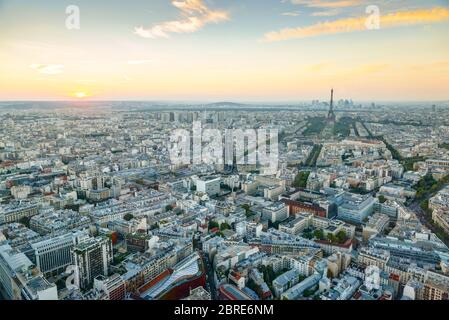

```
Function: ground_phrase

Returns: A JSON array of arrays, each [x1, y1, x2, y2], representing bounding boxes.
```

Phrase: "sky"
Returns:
[[0, 0, 448, 102]]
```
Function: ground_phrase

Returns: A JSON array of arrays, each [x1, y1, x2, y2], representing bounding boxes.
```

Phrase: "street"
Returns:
[[202, 253, 218, 300]]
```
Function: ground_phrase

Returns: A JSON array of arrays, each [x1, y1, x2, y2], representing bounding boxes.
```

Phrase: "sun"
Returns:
[[74, 92, 88, 99]]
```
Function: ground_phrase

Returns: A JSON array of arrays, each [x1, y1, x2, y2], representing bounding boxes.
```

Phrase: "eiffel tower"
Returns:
[[327, 88, 336, 123]]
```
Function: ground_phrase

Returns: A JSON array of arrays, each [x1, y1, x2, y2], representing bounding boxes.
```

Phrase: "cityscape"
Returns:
[[1, 0, 449, 305]]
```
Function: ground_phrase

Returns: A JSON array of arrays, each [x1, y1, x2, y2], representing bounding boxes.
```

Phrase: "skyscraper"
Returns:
[[73, 237, 113, 290]]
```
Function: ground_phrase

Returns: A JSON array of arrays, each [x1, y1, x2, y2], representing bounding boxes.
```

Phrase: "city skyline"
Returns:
[[1, 0, 449, 101], [3, 0, 449, 308]]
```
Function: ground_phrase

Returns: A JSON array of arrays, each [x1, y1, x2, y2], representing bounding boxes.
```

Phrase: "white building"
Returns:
[[338, 193, 378, 224], [31, 230, 89, 276], [11, 185, 31, 200], [196, 177, 221, 196], [262, 202, 288, 223]]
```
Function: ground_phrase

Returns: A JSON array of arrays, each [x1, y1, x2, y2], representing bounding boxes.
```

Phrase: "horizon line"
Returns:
[[0, 99, 448, 104]]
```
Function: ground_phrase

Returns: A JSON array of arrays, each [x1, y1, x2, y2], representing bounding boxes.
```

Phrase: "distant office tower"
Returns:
[[327, 89, 336, 123], [73, 237, 113, 290], [161, 112, 171, 123], [224, 129, 236, 172]]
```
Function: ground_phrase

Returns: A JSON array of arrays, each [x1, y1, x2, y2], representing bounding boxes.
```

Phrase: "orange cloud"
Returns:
[[263, 7, 449, 42], [135, 0, 229, 39]]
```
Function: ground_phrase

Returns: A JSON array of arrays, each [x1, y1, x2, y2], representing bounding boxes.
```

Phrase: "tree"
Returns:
[[165, 204, 173, 212], [313, 229, 324, 240], [220, 222, 231, 231], [378, 195, 386, 204], [241, 204, 251, 214], [302, 229, 313, 240], [208, 221, 219, 230], [414, 174, 437, 200], [292, 171, 310, 188], [303, 289, 315, 298], [241, 204, 255, 218], [336, 230, 347, 243], [327, 233, 336, 243], [123, 213, 134, 221], [260, 265, 276, 284]]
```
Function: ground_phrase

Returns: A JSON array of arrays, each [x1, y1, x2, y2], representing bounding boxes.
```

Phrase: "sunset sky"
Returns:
[[0, 0, 448, 101]]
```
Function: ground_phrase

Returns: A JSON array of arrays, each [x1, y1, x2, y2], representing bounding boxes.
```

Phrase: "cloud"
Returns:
[[288, 0, 362, 8], [311, 9, 341, 16], [285, 0, 360, 18], [263, 7, 449, 42], [127, 59, 155, 65], [282, 11, 302, 17], [134, 0, 229, 39], [29, 64, 64, 75]]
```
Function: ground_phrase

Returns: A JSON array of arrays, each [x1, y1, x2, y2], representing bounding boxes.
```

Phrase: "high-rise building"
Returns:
[[73, 237, 113, 290]]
